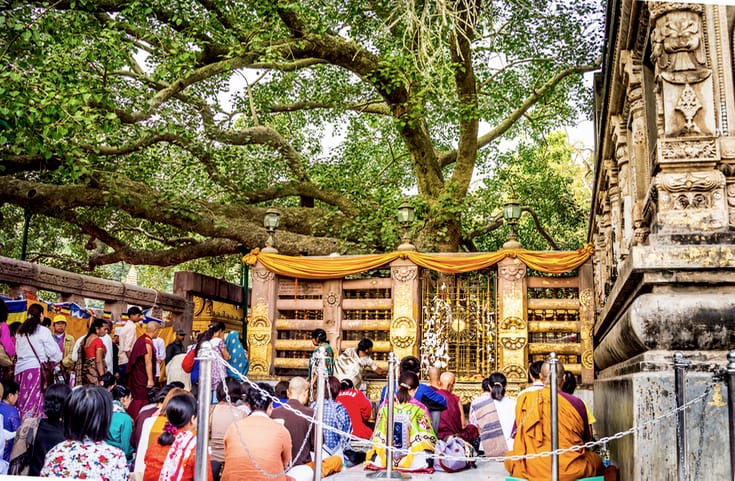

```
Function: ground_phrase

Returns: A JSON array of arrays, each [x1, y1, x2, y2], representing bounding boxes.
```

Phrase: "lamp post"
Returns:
[[502, 196, 523, 249], [396, 201, 416, 251], [263, 208, 281, 253]]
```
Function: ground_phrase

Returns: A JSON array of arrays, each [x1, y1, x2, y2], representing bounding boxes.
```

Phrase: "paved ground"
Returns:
[[330, 460, 510, 481]]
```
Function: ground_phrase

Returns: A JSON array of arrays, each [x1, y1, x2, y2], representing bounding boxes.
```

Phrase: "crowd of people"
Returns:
[[0, 298, 613, 481]]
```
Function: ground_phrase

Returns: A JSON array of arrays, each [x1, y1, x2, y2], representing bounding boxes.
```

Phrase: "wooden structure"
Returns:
[[246, 250, 594, 403]]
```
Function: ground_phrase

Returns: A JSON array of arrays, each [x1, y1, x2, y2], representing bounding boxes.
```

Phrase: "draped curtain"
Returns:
[[243, 244, 593, 280]]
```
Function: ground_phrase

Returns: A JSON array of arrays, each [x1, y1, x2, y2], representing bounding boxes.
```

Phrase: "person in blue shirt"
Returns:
[[379, 356, 447, 427], [0, 380, 21, 462]]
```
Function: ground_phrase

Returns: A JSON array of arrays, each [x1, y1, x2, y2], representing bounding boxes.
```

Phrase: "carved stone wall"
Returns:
[[592, 2, 735, 479]]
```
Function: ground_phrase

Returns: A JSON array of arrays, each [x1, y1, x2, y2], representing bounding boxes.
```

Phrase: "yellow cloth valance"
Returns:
[[243, 244, 593, 280]]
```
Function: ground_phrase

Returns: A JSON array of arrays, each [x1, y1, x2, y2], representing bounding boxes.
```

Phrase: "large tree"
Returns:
[[0, 0, 602, 271]]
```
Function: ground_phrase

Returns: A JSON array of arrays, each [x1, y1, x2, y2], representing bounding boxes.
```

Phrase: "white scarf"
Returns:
[[159, 429, 196, 481]]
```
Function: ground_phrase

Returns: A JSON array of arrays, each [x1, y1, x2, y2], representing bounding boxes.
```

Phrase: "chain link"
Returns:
[[216, 356, 719, 466]]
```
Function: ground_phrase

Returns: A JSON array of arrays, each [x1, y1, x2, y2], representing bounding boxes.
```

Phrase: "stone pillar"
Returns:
[[389, 257, 419, 362], [496, 256, 528, 384], [248, 261, 277, 377], [578, 260, 594, 385], [322, 279, 343, 351]]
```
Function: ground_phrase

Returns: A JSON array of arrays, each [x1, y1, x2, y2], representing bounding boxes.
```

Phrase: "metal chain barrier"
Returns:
[[214, 355, 721, 466]]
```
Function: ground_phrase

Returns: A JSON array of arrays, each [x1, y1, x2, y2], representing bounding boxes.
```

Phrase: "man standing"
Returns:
[[127, 320, 159, 418], [117, 306, 142, 382], [165, 329, 187, 364], [51, 315, 75, 377], [333, 338, 387, 391]]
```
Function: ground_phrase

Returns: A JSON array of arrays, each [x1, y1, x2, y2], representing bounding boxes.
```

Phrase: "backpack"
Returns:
[[433, 435, 477, 473], [181, 347, 196, 373]]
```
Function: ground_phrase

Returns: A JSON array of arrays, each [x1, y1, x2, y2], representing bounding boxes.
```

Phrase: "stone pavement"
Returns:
[[329, 460, 510, 481]]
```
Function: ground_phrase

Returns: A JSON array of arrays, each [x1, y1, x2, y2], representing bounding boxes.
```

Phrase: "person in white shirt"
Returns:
[[517, 360, 545, 397], [14, 304, 62, 419], [117, 306, 142, 381], [333, 338, 387, 391], [151, 332, 165, 384]]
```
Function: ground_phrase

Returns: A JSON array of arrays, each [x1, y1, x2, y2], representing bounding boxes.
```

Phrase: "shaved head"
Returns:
[[440, 371, 456, 390]]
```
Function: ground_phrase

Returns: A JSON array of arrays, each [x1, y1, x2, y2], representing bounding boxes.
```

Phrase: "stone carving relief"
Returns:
[[502, 364, 527, 382], [324, 291, 339, 307], [392, 266, 417, 282], [389, 316, 416, 349], [650, 3, 715, 138], [654, 171, 725, 210], [253, 269, 275, 281], [500, 336, 526, 350], [658, 138, 718, 162], [498, 263, 526, 281], [727, 184, 735, 225]]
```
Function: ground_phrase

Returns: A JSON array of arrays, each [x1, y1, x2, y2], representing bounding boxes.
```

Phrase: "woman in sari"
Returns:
[[14, 304, 62, 419], [75, 319, 108, 386], [224, 331, 249, 379], [365, 371, 437, 472], [143, 392, 212, 481], [469, 372, 516, 456]]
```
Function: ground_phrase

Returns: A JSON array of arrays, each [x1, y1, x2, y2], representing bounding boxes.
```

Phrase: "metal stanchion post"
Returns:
[[367, 352, 407, 479], [674, 352, 689, 481], [549, 352, 559, 481], [727, 350, 735, 481], [314, 346, 326, 481], [195, 341, 213, 481]]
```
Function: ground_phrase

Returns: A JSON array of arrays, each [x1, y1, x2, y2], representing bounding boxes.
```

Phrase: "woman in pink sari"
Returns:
[[14, 304, 61, 419]]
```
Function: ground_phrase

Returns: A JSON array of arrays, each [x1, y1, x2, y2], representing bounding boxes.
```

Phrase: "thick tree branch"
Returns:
[[437, 59, 601, 168]]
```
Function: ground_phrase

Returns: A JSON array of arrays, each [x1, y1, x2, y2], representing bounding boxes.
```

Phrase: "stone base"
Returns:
[[594, 350, 730, 481]]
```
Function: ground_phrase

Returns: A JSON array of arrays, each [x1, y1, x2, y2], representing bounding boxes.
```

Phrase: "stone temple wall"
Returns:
[[591, 1, 735, 479]]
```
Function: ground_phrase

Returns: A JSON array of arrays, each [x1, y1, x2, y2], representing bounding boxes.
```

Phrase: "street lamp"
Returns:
[[396, 201, 416, 251], [502, 196, 523, 248], [263, 208, 281, 252]]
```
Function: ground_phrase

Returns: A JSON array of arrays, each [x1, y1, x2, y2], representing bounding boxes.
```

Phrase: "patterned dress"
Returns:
[[40, 438, 129, 481]]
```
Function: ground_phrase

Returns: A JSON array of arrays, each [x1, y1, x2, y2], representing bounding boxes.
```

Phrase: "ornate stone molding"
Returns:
[[253, 269, 275, 281], [389, 316, 416, 349], [391, 266, 417, 282], [658, 137, 719, 163], [498, 263, 527, 281]]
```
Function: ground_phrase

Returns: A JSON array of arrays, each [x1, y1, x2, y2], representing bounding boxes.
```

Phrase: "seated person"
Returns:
[[366, 371, 437, 472], [335, 378, 373, 440], [505, 360, 603, 481], [435, 371, 478, 443], [379, 356, 447, 426], [468, 372, 516, 455]]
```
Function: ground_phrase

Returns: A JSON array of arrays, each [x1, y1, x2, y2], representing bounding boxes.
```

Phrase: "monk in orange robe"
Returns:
[[505, 361, 603, 481]]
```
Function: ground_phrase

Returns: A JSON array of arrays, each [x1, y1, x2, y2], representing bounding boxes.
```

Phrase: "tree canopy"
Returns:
[[0, 0, 602, 275]]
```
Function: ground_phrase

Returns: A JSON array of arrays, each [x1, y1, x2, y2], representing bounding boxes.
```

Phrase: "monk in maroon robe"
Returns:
[[127, 321, 160, 418]]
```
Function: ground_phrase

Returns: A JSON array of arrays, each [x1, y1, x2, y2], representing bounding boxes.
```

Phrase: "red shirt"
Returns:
[[83, 337, 105, 359], [336, 388, 373, 439]]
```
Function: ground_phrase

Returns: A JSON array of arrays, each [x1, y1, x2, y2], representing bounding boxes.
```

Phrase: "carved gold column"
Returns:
[[248, 261, 277, 377], [323, 279, 343, 351], [390, 257, 419, 362], [578, 260, 595, 385], [496, 256, 528, 384]]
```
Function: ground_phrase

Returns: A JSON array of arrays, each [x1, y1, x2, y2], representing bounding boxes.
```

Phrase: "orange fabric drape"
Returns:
[[243, 244, 593, 279]]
